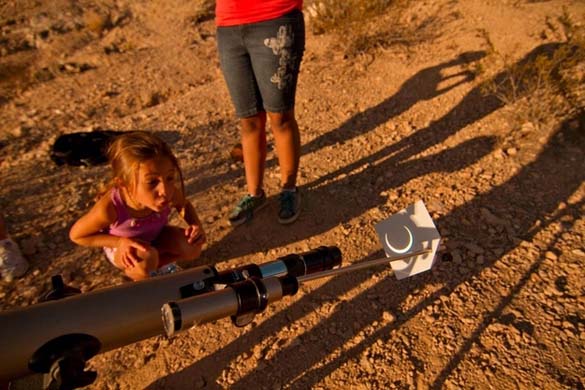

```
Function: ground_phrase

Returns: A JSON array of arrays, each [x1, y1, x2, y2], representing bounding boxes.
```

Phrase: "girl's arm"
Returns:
[[69, 193, 122, 248]]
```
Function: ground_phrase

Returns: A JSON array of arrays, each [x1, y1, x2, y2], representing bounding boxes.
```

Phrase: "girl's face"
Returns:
[[128, 157, 176, 212]]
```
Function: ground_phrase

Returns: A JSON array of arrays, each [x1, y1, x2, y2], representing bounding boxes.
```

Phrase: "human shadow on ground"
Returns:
[[147, 43, 580, 389], [200, 49, 502, 263], [298, 50, 485, 156], [148, 116, 583, 390], [181, 51, 486, 198], [431, 111, 585, 389], [273, 111, 585, 390], [202, 44, 564, 264]]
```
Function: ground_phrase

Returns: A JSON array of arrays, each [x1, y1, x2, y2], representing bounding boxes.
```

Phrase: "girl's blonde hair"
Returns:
[[102, 131, 185, 202]]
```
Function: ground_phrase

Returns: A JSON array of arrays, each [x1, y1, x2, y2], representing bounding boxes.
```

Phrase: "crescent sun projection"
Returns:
[[384, 226, 414, 254]]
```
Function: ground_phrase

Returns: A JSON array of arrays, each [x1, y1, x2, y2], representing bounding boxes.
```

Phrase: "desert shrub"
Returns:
[[191, 0, 215, 24], [342, 9, 447, 58], [83, 2, 132, 35], [481, 9, 585, 127], [305, 0, 397, 35], [305, 0, 441, 58]]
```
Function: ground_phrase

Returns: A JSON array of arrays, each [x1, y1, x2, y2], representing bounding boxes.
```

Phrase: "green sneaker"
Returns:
[[229, 191, 267, 226], [278, 188, 301, 225]]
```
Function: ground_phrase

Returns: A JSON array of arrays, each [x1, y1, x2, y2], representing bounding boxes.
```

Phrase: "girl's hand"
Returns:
[[116, 237, 149, 269], [185, 224, 206, 245]]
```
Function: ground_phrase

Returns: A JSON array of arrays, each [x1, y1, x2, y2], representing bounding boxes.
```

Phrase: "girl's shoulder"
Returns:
[[93, 189, 118, 222]]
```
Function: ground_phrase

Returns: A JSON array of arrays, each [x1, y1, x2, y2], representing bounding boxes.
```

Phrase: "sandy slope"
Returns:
[[1, 0, 584, 389]]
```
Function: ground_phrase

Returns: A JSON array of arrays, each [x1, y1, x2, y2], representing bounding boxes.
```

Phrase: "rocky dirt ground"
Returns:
[[1, 0, 584, 389]]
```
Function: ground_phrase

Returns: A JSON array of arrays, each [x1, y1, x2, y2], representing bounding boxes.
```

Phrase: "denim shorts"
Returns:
[[217, 10, 305, 118]]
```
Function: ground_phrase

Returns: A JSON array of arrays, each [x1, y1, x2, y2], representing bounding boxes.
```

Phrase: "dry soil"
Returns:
[[1, 1, 584, 389]]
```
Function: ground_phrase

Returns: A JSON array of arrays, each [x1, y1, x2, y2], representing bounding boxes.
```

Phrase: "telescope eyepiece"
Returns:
[[279, 246, 341, 277]]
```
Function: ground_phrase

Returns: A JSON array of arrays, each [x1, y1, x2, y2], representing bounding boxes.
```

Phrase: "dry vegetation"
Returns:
[[479, 8, 585, 129]]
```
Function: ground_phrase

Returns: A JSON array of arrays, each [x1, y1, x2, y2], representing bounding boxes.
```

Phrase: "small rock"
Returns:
[[480, 208, 506, 226], [11, 126, 24, 137], [194, 376, 206, 389], [382, 311, 395, 322], [571, 249, 585, 257], [520, 122, 535, 133]]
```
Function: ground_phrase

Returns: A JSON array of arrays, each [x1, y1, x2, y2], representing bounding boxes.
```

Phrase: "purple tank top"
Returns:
[[107, 187, 171, 242]]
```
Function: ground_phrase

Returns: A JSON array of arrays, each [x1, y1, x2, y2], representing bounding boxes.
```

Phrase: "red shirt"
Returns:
[[216, 0, 303, 27]]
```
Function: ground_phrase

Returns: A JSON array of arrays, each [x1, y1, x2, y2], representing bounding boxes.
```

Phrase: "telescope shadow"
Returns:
[[147, 43, 584, 389]]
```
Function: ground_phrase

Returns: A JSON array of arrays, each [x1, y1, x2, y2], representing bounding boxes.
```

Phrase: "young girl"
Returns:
[[69, 131, 206, 281]]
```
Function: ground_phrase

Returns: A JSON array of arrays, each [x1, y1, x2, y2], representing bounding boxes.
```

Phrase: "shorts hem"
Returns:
[[236, 108, 264, 118], [263, 104, 294, 114]]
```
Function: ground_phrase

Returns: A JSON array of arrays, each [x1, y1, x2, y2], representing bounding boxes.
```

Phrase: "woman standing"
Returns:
[[216, 0, 305, 226]]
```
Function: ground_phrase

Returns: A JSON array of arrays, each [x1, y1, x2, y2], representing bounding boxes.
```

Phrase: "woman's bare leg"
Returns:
[[240, 112, 267, 196], [268, 109, 300, 189]]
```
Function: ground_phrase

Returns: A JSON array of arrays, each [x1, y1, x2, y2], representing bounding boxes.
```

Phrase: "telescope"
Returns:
[[161, 248, 431, 336], [0, 246, 342, 389], [1, 200, 441, 390]]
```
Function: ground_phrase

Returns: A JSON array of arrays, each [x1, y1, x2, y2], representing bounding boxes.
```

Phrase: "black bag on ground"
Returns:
[[50, 130, 123, 166]]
